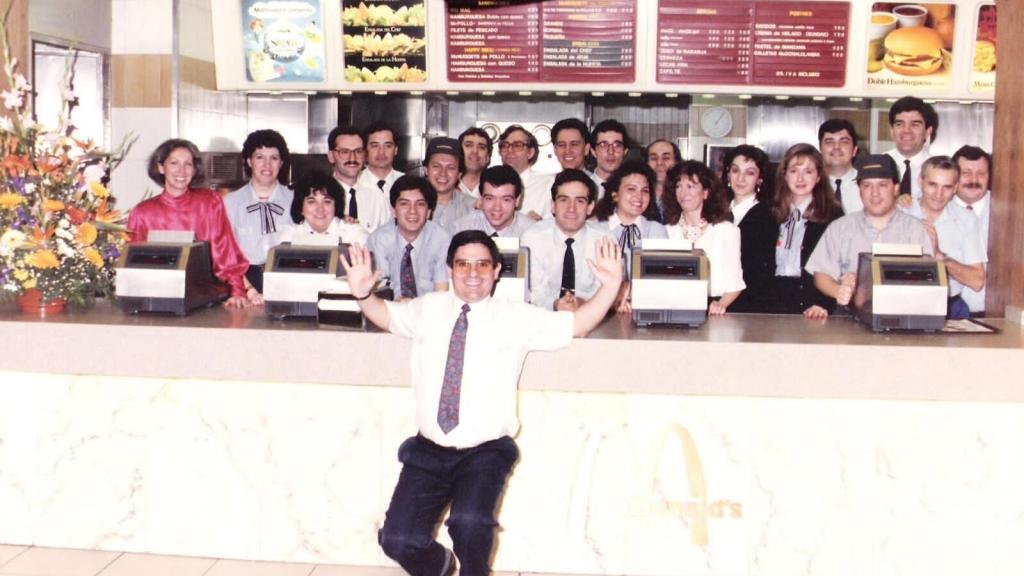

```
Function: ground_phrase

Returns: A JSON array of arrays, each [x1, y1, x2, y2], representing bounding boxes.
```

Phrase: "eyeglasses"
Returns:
[[453, 259, 495, 274], [333, 147, 365, 157], [499, 141, 529, 152], [596, 141, 625, 152]]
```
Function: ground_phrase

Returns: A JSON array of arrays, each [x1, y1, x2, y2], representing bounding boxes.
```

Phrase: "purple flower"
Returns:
[[103, 245, 120, 259]]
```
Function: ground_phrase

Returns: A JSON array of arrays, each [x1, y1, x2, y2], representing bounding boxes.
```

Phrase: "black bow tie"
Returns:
[[247, 202, 285, 234]]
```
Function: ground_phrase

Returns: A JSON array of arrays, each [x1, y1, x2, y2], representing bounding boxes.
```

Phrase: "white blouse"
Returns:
[[666, 221, 745, 297], [277, 218, 369, 246]]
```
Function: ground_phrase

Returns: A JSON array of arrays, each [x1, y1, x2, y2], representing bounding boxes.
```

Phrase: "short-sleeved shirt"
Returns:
[[431, 190, 477, 230], [520, 219, 617, 308], [805, 210, 934, 279], [223, 183, 294, 266], [904, 200, 987, 296], [447, 210, 535, 238], [953, 192, 990, 311], [386, 291, 574, 448], [367, 220, 452, 296]]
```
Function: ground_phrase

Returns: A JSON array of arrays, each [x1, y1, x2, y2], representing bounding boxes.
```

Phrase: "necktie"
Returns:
[[619, 223, 641, 251], [246, 202, 285, 234], [377, 179, 386, 192], [834, 178, 842, 203], [966, 204, 974, 211], [560, 238, 575, 296], [490, 231, 499, 238], [900, 160, 912, 197], [400, 244, 417, 298], [437, 304, 470, 434], [348, 187, 358, 219]]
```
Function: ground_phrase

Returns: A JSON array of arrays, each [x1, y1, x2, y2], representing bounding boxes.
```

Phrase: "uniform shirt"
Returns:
[[886, 147, 930, 200], [431, 190, 477, 230], [775, 197, 812, 277], [335, 177, 392, 233], [953, 192, 990, 311], [518, 166, 555, 218], [520, 219, 617, 308], [904, 199, 987, 296], [586, 170, 606, 199], [730, 195, 758, 225], [357, 167, 404, 198], [830, 167, 861, 214], [805, 210, 934, 280], [458, 178, 480, 198], [277, 217, 369, 246], [667, 221, 745, 297], [367, 220, 452, 295], [447, 210, 535, 238], [386, 291, 574, 448], [606, 213, 668, 280], [223, 183, 294, 266]]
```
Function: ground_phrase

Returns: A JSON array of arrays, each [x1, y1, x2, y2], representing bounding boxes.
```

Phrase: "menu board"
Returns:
[[446, 0, 636, 83], [865, 3, 955, 92], [969, 3, 995, 94], [342, 0, 427, 83], [242, 0, 326, 83], [656, 1, 849, 88]]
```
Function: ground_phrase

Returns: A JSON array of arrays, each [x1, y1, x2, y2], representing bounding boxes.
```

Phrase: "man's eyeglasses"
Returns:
[[453, 259, 495, 274], [333, 147, 365, 157], [595, 141, 625, 152], [499, 141, 529, 152]]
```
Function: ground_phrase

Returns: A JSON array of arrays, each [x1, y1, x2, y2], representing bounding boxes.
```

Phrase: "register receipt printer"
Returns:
[[630, 239, 710, 327], [115, 231, 230, 315], [851, 243, 948, 332], [262, 235, 354, 319], [493, 237, 530, 302]]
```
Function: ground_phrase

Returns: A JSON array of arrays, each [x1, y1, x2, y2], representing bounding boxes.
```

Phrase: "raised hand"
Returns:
[[587, 236, 623, 290], [340, 244, 381, 298]]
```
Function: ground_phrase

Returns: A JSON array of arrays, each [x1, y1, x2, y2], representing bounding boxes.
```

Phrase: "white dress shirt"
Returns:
[[830, 167, 862, 214], [458, 178, 480, 198], [386, 291, 573, 448], [518, 166, 555, 218], [335, 177, 392, 233], [520, 219, 617, 308], [953, 192, 990, 312], [447, 210, 535, 238], [277, 218, 369, 246], [886, 147, 930, 200], [357, 167, 404, 197], [730, 195, 758, 225], [667, 221, 745, 297]]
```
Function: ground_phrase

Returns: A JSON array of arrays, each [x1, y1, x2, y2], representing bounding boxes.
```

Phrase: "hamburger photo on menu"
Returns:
[[867, 3, 955, 86]]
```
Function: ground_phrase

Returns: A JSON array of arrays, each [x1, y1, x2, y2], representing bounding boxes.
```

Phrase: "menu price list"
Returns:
[[447, 0, 636, 83], [657, 0, 849, 87]]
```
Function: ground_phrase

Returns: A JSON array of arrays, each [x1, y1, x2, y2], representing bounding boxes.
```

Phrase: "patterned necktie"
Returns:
[[561, 237, 575, 296], [400, 244, 417, 298], [348, 187, 358, 219], [437, 304, 470, 434], [246, 202, 285, 234], [834, 178, 842, 203], [900, 160, 912, 196]]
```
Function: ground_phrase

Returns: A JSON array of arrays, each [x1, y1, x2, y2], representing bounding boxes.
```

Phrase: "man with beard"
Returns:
[[326, 126, 391, 232], [952, 145, 993, 314]]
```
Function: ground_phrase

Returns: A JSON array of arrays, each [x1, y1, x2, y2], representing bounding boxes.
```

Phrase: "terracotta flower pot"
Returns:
[[16, 288, 66, 316]]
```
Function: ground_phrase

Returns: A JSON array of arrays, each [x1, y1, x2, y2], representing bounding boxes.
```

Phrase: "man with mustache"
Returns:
[[951, 145, 993, 314], [327, 126, 391, 232]]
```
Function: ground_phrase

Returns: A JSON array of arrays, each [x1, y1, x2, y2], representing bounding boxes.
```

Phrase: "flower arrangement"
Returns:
[[0, 12, 134, 307]]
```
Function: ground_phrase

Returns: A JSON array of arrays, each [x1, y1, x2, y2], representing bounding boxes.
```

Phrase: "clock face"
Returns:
[[701, 107, 734, 139]]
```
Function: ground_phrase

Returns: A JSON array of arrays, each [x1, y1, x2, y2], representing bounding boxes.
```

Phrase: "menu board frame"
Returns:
[[208, 0, 994, 102]]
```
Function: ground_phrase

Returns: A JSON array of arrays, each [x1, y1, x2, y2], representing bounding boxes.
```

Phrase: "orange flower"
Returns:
[[76, 222, 98, 246], [66, 205, 89, 225], [0, 193, 24, 209], [26, 249, 60, 269], [83, 246, 104, 267], [42, 199, 65, 212], [2, 153, 31, 175]]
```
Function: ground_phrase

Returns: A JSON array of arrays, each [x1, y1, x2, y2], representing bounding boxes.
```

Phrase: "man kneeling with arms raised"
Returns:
[[342, 230, 622, 576]]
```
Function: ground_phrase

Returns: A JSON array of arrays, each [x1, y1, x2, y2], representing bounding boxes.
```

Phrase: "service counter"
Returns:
[[2, 301, 1023, 575]]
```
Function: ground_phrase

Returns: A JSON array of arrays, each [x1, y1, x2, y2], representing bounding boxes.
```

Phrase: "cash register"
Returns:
[[262, 236, 354, 319], [630, 239, 710, 327], [116, 231, 230, 315], [492, 237, 530, 302], [851, 244, 948, 332]]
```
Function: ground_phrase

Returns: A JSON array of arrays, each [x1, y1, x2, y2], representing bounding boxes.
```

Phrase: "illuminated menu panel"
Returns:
[[657, 0, 848, 87], [446, 0, 636, 83]]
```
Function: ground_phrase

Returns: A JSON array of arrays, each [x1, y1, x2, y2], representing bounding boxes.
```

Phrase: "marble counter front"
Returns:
[[2, 302, 1023, 575]]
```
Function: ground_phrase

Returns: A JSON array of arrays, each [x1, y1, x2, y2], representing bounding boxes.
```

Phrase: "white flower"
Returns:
[[23, 182, 36, 194], [82, 163, 107, 185], [1, 230, 27, 250], [57, 240, 75, 258], [0, 116, 12, 132], [13, 73, 30, 92], [1, 89, 23, 110]]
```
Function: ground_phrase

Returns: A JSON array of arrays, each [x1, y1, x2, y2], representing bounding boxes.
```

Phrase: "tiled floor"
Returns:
[[0, 545, 527, 576]]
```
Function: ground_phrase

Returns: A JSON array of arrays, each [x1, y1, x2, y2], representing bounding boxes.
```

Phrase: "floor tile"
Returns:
[[0, 546, 28, 568], [0, 547, 120, 576], [308, 566, 404, 576], [204, 559, 315, 576], [97, 553, 215, 576]]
